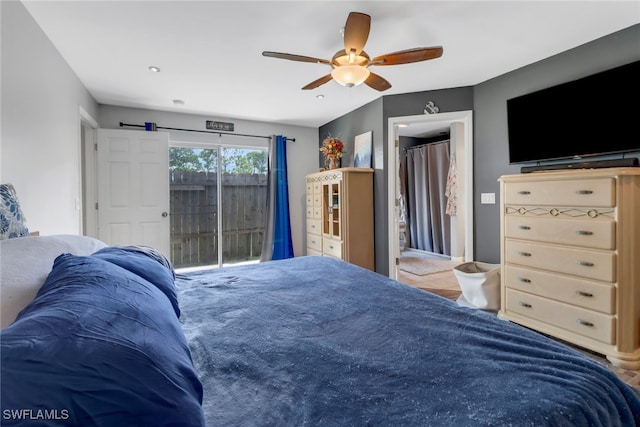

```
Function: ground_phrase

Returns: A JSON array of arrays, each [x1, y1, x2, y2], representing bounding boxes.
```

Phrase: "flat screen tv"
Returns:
[[507, 60, 640, 164]]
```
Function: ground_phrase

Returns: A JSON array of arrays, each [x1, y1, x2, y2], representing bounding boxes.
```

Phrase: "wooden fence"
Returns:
[[170, 171, 267, 269]]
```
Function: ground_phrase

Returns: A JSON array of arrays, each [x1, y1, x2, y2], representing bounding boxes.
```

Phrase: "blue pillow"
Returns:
[[1, 253, 204, 426], [91, 246, 180, 317], [0, 183, 29, 240]]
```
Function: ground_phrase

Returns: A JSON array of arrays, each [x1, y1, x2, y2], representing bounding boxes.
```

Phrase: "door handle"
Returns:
[[162, 212, 168, 217]]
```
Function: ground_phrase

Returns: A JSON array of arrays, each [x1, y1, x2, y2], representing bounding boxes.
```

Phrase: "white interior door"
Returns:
[[97, 129, 170, 257]]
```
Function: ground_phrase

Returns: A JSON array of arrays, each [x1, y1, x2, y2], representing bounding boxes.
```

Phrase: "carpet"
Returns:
[[399, 250, 460, 276]]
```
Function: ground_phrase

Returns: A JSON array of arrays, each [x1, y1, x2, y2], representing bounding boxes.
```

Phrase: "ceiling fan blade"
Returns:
[[262, 51, 331, 65], [302, 74, 334, 90], [364, 72, 392, 91], [372, 46, 443, 66], [343, 12, 371, 57]]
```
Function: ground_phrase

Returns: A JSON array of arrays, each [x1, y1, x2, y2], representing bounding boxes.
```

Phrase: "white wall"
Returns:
[[1, 1, 99, 235], [0, 1, 319, 256], [99, 105, 318, 257]]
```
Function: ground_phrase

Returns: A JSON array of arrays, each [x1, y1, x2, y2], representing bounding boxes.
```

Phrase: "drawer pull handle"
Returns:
[[517, 190, 531, 195], [329, 245, 334, 250], [576, 190, 593, 195], [519, 302, 532, 308], [577, 260, 594, 267], [576, 290, 593, 298], [575, 230, 593, 236], [577, 319, 595, 327], [518, 251, 532, 257], [518, 225, 531, 230], [518, 277, 531, 284]]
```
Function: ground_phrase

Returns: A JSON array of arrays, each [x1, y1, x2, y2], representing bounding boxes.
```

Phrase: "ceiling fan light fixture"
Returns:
[[264, 12, 441, 92], [331, 65, 370, 87]]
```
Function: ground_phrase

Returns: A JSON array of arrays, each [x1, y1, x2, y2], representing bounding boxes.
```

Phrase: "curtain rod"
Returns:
[[118, 122, 295, 142], [403, 139, 450, 153]]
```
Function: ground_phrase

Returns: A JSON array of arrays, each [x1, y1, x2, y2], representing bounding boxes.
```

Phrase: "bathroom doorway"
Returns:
[[387, 111, 473, 280]]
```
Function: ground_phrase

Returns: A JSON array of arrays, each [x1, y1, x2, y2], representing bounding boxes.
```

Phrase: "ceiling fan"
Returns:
[[262, 12, 443, 92]]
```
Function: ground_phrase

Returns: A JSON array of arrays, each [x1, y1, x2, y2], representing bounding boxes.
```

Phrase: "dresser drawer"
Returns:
[[313, 181, 321, 193], [307, 218, 322, 236], [504, 178, 615, 207], [504, 265, 615, 313], [307, 234, 323, 252], [506, 288, 615, 344], [314, 194, 322, 206], [505, 216, 615, 250], [306, 181, 314, 194], [505, 240, 615, 282], [323, 237, 342, 258], [306, 194, 313, 206]]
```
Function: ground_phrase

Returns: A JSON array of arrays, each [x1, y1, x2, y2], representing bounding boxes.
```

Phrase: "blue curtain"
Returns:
[[261, 135, 294, 260]]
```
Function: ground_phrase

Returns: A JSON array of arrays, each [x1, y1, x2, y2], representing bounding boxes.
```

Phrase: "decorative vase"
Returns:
[[329, 157, 338, 169]]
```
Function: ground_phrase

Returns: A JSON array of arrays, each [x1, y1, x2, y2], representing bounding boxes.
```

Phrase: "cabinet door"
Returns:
[[322, 178, 342, 239]]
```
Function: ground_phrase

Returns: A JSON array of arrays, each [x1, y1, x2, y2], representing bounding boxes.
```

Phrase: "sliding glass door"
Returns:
[[219, 147, 268, 265], [169, 144, 268, 270]]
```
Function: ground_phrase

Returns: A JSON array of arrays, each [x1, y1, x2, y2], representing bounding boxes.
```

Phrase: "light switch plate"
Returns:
[[481, 193, 496, 204]]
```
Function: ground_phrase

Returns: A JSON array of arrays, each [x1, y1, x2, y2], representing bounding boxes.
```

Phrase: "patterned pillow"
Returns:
[[0, 184, 29, 240]]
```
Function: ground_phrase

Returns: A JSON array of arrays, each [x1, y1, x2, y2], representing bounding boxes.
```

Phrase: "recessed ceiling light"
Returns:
[[148, 66, 161, 72], [316, 94, 325, 100], [173, 99, 185, 105], [397, 124, 409, 128]]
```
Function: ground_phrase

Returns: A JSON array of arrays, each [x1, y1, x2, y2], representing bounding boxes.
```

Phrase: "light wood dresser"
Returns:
[[498, 167, 640, 368], [305, 168, 374, 270]]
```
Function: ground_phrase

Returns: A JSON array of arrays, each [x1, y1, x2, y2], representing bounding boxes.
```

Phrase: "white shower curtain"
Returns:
[[405, 141, 451, 255]]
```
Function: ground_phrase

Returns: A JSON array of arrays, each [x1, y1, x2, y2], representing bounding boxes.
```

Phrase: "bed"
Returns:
[[1, 236, 639, 426]]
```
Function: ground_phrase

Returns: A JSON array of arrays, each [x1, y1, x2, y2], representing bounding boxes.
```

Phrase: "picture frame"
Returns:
[[353, 131, 372, 168]]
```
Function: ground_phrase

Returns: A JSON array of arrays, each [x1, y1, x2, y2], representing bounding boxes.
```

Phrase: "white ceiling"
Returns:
[[23, 1, 640, 129]]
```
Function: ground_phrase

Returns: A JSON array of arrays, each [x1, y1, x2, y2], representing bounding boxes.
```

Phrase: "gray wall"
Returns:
[[1, 1, 99, 235], [319, 87, 473, 275], [382, 88, 474, 274], [318, 98, 384, 271], [319, 24, 639, 271], [473, 23, 640, 262]]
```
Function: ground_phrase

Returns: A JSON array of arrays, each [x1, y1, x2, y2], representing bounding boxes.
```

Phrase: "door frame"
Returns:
[[79, 106, 99, 237], [387, 110, 474, 279]]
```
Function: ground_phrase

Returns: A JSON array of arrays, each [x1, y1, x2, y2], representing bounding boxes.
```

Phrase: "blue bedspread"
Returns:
[[1, 247, 204, 426], [176, 256, 640, 426]]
